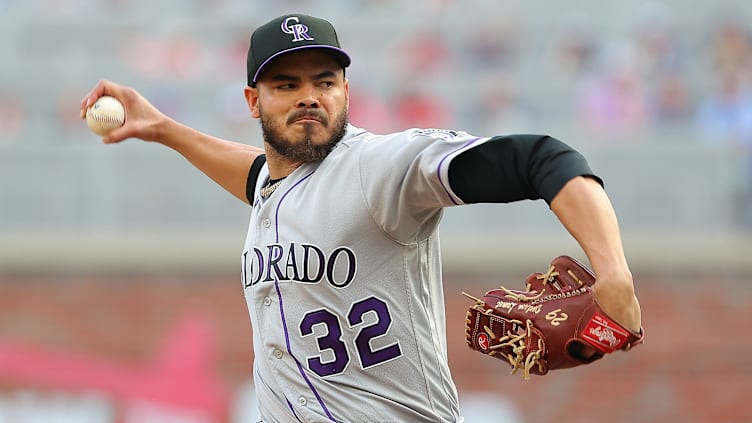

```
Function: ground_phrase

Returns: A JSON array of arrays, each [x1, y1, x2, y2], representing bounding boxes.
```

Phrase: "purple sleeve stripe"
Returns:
[[437, 137, 483, 205], [273, 171, 337, 421]]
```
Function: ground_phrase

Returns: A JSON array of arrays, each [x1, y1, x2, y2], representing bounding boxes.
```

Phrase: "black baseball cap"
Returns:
[[247, 14, 351, 87]]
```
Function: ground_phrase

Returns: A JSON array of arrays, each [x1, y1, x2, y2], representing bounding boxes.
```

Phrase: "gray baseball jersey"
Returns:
[[242, 124, 489, 422]]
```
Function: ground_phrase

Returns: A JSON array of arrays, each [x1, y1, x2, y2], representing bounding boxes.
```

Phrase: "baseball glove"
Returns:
[[464, 255, 644, 379]]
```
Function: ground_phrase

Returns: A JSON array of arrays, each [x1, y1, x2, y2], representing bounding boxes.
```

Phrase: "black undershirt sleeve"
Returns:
[[246, 154, 267, 203], [447, 134, 602, 205]]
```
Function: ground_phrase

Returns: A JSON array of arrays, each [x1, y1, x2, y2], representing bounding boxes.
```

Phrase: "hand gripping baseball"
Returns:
[[463, 256, 644, 379], [80, 80, 168, 143]]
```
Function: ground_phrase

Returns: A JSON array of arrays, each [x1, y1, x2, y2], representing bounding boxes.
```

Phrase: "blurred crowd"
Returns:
[[1, 0, 750, 142], [1, 0, 751, 223]]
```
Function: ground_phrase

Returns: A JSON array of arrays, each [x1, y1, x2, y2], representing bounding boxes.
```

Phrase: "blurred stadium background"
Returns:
[[1, 0, 751, 422]]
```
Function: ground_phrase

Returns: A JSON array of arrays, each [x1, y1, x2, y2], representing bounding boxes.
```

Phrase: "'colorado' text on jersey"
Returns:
[[242, 125, 485, 422]]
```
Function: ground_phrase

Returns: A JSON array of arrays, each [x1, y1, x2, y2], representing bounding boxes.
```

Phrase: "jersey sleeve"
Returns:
[[356, 129, 490, 241], [447, 134, 601, 205], [356, 130, 600, 242]]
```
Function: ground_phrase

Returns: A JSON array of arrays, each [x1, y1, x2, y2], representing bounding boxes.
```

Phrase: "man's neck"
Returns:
[[263, 147, 304, 180]]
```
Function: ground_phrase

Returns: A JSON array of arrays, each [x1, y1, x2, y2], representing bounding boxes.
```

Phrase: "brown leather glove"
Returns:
[[464, 255, 644, 379]]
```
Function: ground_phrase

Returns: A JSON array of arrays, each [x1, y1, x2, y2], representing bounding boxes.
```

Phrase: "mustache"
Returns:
[[287, 109, 329, 125]]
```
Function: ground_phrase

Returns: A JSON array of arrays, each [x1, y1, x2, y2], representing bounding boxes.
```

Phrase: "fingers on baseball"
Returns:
[[80, 80, 124, 119]]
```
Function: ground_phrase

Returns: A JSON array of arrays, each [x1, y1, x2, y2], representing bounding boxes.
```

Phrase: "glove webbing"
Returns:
[[469, 302, 545, 379]]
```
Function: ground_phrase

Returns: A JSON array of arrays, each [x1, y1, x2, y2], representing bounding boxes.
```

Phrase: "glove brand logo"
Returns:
[[476, 333, 489, 351], [582, 312, 629, 353], [281, 17, 314, 42], [590, 326, 618, 346]]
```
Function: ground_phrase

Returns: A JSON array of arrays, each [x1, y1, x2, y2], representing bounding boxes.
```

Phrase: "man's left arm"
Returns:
[[550, 176, 642, 333], [447, 134, 641, 331]]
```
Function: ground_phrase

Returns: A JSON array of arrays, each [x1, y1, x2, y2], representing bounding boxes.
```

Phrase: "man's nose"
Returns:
[[296, 85, 320, 108], [297, 99, 320, 108]]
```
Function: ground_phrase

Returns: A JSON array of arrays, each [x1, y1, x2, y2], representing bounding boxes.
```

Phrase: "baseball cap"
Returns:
[[247, 14, 351, 86]]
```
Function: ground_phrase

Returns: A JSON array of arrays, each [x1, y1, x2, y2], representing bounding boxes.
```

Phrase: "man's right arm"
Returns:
[[80, 80, 264, 204]]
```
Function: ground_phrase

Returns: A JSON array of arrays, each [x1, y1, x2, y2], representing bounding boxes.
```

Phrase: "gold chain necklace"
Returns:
[[260, 178, 285, 198]]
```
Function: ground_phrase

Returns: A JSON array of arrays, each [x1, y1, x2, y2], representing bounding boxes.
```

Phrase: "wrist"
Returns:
[[150, 115, 181, 145], [593, 279, 641, 333]]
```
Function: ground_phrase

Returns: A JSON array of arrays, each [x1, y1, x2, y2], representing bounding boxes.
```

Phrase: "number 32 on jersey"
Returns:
[[300, 296, 402, 377]]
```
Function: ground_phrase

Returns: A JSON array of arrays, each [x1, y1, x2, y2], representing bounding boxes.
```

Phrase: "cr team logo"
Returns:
[[281, 17, 314, 42]]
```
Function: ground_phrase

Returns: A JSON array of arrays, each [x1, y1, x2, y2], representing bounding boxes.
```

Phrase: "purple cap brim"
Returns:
[[252, 45, 351, 83]]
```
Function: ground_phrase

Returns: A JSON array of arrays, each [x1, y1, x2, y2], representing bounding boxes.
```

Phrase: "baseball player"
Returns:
[[80, 14, 642, 423]]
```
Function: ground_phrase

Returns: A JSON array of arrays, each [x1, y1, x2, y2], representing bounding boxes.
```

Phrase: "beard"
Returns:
[[259, 104, 349, 163]]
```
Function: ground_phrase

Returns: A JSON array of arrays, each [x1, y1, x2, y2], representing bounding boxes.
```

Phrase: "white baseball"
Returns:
[[86, 96, 125, 136]]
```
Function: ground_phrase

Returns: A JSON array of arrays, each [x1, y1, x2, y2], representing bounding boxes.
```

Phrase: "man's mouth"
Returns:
[[288, 111, 327, 125], [294, 116, 321, 123]]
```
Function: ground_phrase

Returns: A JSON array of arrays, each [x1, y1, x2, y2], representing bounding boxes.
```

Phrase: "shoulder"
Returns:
[[412, 128, 473, 141], [343, 125, 481, 147]]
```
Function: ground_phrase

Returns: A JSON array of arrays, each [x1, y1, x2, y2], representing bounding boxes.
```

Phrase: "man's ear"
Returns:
[[344, 78, 350, 105], [244, 86, 260, 119]]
